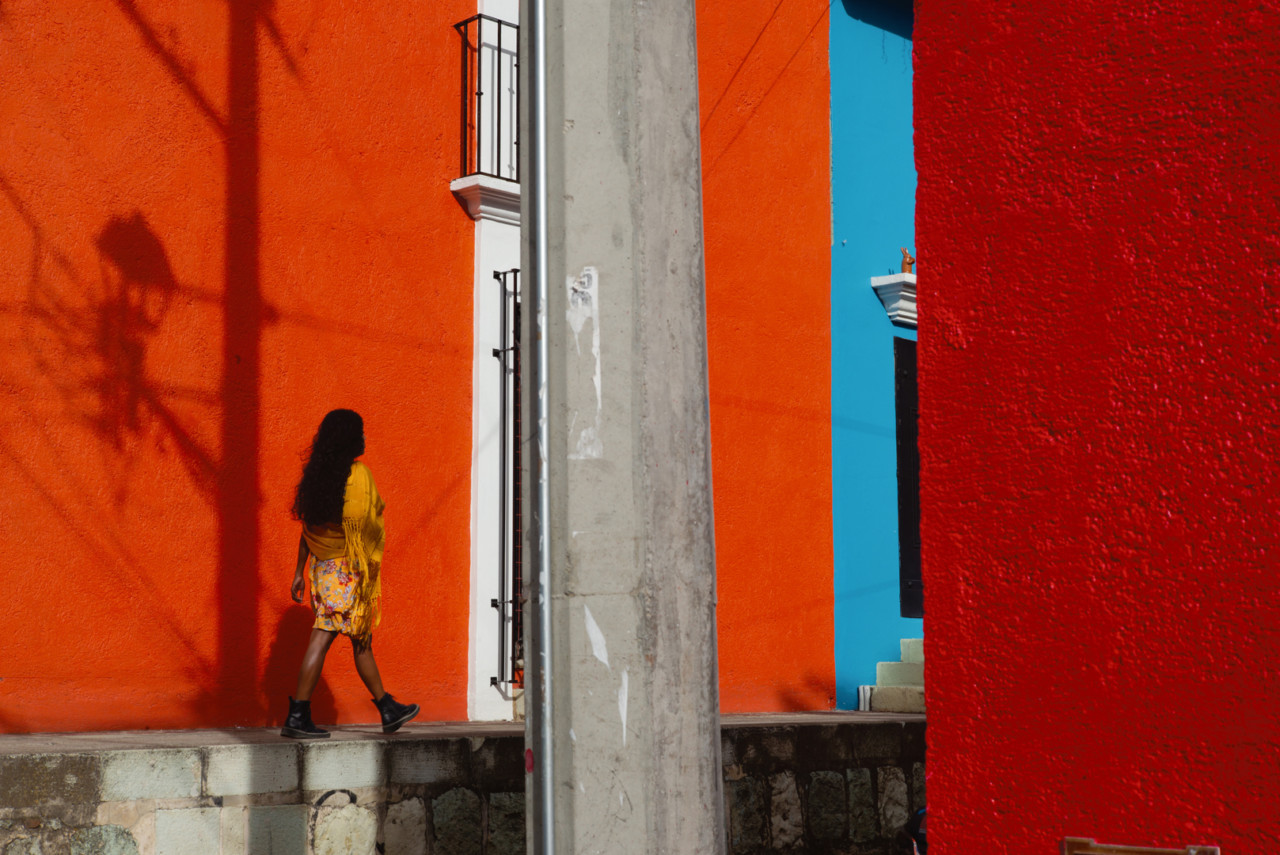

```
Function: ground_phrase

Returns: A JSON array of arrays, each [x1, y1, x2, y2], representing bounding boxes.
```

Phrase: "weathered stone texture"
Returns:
[[301, 742, 386, 791], [69, 825, 139, 855], [219, 806, 248, 855], [767, 772, 802, 848], [0, 755, 101, 821], [385, 798, 426, 855], [206, 744, 299, 797], [486, 793, 524, 855], [245, 805, 307, 855], [758, 733, 797, 767], [431, 788, 482, 855], [102, 751, 200, 802], [877, 766, 909, 838], [388, 741, 468, 787], [911, 762, 926, 812], [846, 723, 905, 766], [468, 741, 523, 794], [312, 804, 377, 855], [3, 837, 42, 855], [155, 808, 219, 855], [0, 714, 923, 855], [847, 767, 878, 843], [806, 770, 847, 842], [725, 777, 765, 851]]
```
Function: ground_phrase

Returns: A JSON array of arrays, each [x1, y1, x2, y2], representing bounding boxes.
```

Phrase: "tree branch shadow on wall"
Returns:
[[92, 212, 221, 498], [0, 0, 276, 729], [774, 672, 838, 711], [3, 0, 439, 754], [0, 184, 227, 716]]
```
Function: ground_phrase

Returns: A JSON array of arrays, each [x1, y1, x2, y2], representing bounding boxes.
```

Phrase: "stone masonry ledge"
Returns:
[[0, 712, 920, 756], [0, 712, 924, 855], [0, 720, 524, 756]]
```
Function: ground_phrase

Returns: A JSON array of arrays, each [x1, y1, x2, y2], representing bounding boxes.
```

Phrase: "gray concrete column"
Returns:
[[521, 0, 725, 852]]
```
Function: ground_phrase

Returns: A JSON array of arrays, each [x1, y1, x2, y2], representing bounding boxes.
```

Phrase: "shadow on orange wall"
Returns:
[[215, 0, 266, 726], [110, 0, 269, 726], [262, 607, 337, 725], [0, 0, 276, 728], [93, 212, 217, 489], [773, 673, 838, 711], [1, 0, 477, 731]]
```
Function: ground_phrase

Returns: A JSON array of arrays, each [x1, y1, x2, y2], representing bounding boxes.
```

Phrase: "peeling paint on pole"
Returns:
[[567, 266, 603, 460], [525, 0, 724, 850]]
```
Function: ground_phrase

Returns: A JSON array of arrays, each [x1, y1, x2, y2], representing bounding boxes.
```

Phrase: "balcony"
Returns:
[[451, 15, 520, 224]]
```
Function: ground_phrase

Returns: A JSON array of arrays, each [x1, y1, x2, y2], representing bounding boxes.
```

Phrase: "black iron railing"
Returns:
[[454, 15, 519, 182], [491, 269, 523, 688]]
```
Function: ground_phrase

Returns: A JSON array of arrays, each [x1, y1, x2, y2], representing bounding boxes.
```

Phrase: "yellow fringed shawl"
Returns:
[[302, 461, 386, 642]]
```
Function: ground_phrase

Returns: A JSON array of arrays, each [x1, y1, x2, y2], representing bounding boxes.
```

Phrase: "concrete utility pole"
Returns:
[[521, 0, 725, 851]]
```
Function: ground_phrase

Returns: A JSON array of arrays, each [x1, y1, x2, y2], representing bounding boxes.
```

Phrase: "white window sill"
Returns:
[[870, 272, 917, 328], [451, 174, 521, 225]]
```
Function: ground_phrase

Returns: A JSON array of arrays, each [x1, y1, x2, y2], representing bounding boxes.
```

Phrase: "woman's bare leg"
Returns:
[[295, 629, 338, 700], [351, 636, 386, 700]]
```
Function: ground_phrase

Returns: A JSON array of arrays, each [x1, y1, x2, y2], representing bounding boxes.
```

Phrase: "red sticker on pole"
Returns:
[[525, 748, 535, 773]]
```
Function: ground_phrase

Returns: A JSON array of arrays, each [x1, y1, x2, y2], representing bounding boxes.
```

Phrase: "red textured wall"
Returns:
[[0, 0, 474, 731], [696, 0, 836, 712], [916, 2, 1280, 850]]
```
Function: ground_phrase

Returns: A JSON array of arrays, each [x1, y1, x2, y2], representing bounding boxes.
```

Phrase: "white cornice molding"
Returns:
[[450, 174, 521, 225], [870, 272, 917, 328]]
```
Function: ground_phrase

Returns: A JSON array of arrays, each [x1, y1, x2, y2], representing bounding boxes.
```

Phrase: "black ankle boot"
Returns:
[[281, 697, 330, 739], [373, 692, 419, 733]]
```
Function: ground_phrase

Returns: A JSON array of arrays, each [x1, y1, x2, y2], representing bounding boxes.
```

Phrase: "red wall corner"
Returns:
[[916, 2, 1280, 849]]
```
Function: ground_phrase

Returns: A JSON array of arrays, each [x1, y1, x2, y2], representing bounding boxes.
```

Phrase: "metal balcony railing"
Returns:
[[454, 15, 519, 183], [490, 268, 523, 688]]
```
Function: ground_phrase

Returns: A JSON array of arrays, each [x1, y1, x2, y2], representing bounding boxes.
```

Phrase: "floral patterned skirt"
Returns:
[[309, 556, 359, 635]]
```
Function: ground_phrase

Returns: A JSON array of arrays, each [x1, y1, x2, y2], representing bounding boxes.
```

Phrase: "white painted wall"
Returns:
[[479, 0, 518, 24], [466, 215, 521, 721], [457, 0, 522, 723]]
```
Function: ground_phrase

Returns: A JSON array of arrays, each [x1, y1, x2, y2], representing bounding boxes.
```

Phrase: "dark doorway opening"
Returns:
[[895, 336, 922, 618]]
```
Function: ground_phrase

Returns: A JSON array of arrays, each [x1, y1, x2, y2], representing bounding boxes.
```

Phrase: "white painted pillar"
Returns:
[[451, 0, 522, 722]]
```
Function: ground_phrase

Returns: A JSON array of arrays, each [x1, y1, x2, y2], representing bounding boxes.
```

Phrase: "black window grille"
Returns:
[[895, 337, 922, 618], [454, 15, 519, 182], [491, 269, 523, 687]]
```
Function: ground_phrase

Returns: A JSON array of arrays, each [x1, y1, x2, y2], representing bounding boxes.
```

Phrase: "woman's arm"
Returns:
[[292, 532, 309, 603]]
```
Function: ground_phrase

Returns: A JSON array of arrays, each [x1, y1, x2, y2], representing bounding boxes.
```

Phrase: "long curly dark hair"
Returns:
[[292, 409, 365, 527]]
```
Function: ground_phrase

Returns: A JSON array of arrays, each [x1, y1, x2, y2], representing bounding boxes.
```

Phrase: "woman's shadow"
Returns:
[[262, 606, 338, 726]]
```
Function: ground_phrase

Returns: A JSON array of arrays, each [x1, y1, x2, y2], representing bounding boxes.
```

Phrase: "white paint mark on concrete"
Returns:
[[618, 669, 629, 747], [574, 425, 601, 459], [584, 605, 610, 668], [567, 267, 603, 459], [569, 728, 577, 742]]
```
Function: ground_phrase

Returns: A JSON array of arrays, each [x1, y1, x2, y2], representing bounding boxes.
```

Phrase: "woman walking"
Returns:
[[281, 408, 419, 739]]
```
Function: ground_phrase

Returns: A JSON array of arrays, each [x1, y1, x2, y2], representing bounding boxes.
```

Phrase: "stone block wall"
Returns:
[[0, 730, 526, 855], [0, 715, 924, 855], [721, 718, 926, 854]]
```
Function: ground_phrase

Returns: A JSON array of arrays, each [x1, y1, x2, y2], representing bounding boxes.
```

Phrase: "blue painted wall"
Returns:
[[830, 0, 921, 707]]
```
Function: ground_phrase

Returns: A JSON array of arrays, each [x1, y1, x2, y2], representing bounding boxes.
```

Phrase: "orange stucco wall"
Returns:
[[3, 0, 834, 733], [0, 0, 474, 731], [697, 0, 836, 711]]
